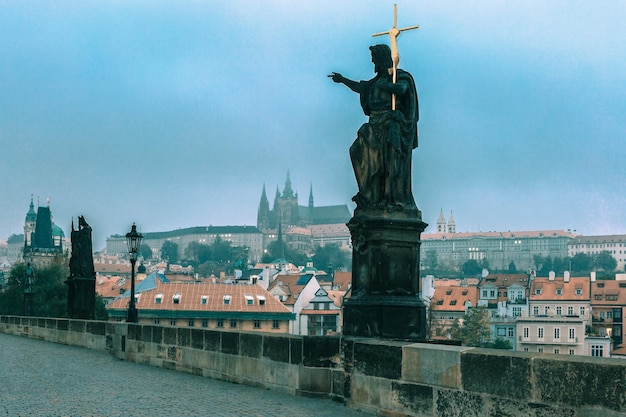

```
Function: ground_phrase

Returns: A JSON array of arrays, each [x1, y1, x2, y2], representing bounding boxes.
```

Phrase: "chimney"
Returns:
[[591, 271, 596, 282], [564, 271, 570, 282], [549, 271, 555, 281]]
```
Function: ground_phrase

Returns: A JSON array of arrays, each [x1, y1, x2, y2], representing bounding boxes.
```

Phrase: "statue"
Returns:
[[329, 43, 418, 211], [67, 215, 96, 319]]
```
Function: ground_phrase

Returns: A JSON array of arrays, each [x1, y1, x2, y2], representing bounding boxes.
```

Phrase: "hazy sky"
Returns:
[[2, 1, 625, 250]]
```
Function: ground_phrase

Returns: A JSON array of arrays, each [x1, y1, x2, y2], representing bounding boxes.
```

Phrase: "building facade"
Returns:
[[569, 234, 626, 271], [422, 226, 574, 272], [106, 225, 264, 263]]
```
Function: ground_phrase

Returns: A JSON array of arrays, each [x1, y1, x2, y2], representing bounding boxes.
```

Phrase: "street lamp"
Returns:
[[126, 223, 143, 323], [23, 262, 35, 316]]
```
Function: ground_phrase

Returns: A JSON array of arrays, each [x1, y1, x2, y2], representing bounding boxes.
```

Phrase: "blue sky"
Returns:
[[1, 1, 625, 250]]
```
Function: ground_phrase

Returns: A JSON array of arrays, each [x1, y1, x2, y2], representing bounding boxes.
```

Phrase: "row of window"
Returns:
[[522, 327, 576, 341], [152, 294, 266, 306], [532, 305, 585, 316], [152, 318, 281, 329]]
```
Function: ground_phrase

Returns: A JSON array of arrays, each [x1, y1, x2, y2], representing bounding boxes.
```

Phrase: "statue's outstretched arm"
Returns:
[[328, 72, 362, 94]]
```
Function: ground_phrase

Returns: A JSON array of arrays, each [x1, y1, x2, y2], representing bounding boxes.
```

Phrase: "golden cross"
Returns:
[[372, 4, 419, 109]]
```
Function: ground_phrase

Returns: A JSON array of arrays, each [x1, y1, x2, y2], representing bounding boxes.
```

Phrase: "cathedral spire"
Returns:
[[283, 171, 294, 198], [308, 184, 314, 208], [447, 211, 456, 234]]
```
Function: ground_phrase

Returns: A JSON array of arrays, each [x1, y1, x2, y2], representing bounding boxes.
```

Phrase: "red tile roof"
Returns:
[[431, 286, 479, 312], [530, 277, 590, 301]]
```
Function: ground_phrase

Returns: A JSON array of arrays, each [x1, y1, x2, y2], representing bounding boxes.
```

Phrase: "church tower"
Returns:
[[436, 209, 447, 233], [308, 184, 314, 208], [257, 184, 271, 231], [23, 197, 64, 268], [447, 211, 456, 234], [24, 196, 37, 247]]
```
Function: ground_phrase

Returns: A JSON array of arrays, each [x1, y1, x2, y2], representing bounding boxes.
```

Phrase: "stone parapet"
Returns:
[[1, 315, 625, 417]]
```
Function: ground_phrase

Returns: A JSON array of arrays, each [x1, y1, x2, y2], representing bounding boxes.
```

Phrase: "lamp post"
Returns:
[[23, 262, 35, 316], [126, 223, 143, 323]]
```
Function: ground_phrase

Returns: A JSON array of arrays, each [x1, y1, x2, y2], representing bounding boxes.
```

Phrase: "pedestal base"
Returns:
[[344, 208, 428, 341], [66, 276, 95, 320], [343, 295, 426, 340]]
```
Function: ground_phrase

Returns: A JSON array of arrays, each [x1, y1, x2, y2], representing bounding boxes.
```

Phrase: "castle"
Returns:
[[256, 172, 351, 232]]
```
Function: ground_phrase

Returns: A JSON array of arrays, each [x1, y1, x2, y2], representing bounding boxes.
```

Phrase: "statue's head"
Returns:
[[369, 44, 393, 74]]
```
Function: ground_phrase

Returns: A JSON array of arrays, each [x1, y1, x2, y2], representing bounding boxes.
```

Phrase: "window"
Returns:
[[489, 290, 495, 297], [217, 318, 224, 328], [482, 290, 488, 297], [569, 328, 575, 340], [170, 319, 176, 326], [556, 288, 563, 295], [600, 311, 605, 319], [512, 307, 522, 317], [538, 327, 544, 339], [202, 319, 208, 328], [523, 348, 529, 352], [188, 319, 194, 327], [556, 306, 562, 315], [544, 306, 549, 315], [533, 306, 539, 316], [173, 293, 181, 304], [201, 295, 208, 305], [554, 349, 560, 355], [567, 306, 574, 315], [607, 310, 614, 319], [595, 295, 603, 300], [569, 349, 575, 355], [591, 344, 604, 357], [223, 295, 231, 305], [554, 328, 560, 340], [230, 319, 237, 328], [253, 320, 261, 329], [155, 294, 163, 304], [575, 288, 582, 296], [154, 318, 160, 325], [497, 327, 506, 336], [508, 327, 514, 337], [272, 320, 280, 329], [245, 295, 254, 305], [538, 348, 544, 353], [257, 295, 266, 305], [535, 288, 542, 295], [523, 327, 529, 338], [580, 306, 586, 316]]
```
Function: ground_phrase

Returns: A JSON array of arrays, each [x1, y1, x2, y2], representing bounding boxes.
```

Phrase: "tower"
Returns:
[[308, 184, 314, 208], [257, 184, 271, 230], [447, 211, 456, 234], [436, 209, 447, 233], [23, 198, 64, 268]]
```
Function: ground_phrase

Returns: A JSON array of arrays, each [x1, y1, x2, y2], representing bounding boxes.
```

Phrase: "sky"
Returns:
[[1, 1, 626, 250]]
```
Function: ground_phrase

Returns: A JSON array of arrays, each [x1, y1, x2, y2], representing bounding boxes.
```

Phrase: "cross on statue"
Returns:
[[372, 4, 419, 110]]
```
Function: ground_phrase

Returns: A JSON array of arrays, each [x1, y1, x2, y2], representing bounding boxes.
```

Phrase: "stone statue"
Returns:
[[69, 216, 95, 278], [330, 44, 418, 211]]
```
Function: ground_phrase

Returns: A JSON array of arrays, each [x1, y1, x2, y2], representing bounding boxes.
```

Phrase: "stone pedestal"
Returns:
[[66, 276, 95, 320], [343, 208, 427, 340]]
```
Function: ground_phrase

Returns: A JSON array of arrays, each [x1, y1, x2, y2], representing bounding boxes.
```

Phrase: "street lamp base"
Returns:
[[127, 307, 138, 323]]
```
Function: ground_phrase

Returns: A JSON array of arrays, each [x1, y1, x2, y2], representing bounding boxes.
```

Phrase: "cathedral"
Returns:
[[256, 172, 351, 231]]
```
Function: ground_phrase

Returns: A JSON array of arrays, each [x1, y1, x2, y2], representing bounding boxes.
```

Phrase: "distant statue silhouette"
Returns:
[[69, 216, 95, 278], [330, 44, 418, 211]]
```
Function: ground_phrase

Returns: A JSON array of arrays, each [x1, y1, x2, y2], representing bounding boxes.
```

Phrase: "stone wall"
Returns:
[[1, 315, 625, 417]]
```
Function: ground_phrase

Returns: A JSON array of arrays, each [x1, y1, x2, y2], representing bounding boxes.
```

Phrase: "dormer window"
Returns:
[[575, 288, 582, 296], [556, 288, 563, 295], [201, 295, 208, 305], [223, 295, 231, 305], [173, 293, 181, 304], [155, 293, 163, 304], [245, 295, 254, 305], [256, 295, 266, 305]]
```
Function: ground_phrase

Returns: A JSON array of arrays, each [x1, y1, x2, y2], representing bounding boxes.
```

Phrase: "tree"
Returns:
[[424, 249, 438, 272], [0, 258, 106, 319], [508, 261, 517, 273], [484, 337, 513, 350], [462, 259, 482, 277], [570, 253, 592, 273], [594, 251, 617, 272], [450, 307, 491, 347], [140, 243, 153, 261], [161, 240, 179, 264], [185, 241, 212, 265], [313, 244, 350, 272]]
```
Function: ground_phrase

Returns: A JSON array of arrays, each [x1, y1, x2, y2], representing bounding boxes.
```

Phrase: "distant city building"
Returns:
[[569, 234, 626, 271], [22, 197, 65, 268], [422, 211, 575, 271], [106, 225, 264, 262], [590, 274, 626, 346]]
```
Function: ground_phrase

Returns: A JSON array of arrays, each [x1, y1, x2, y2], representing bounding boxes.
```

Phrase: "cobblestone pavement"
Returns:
[[0, 334, 369, 417]]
